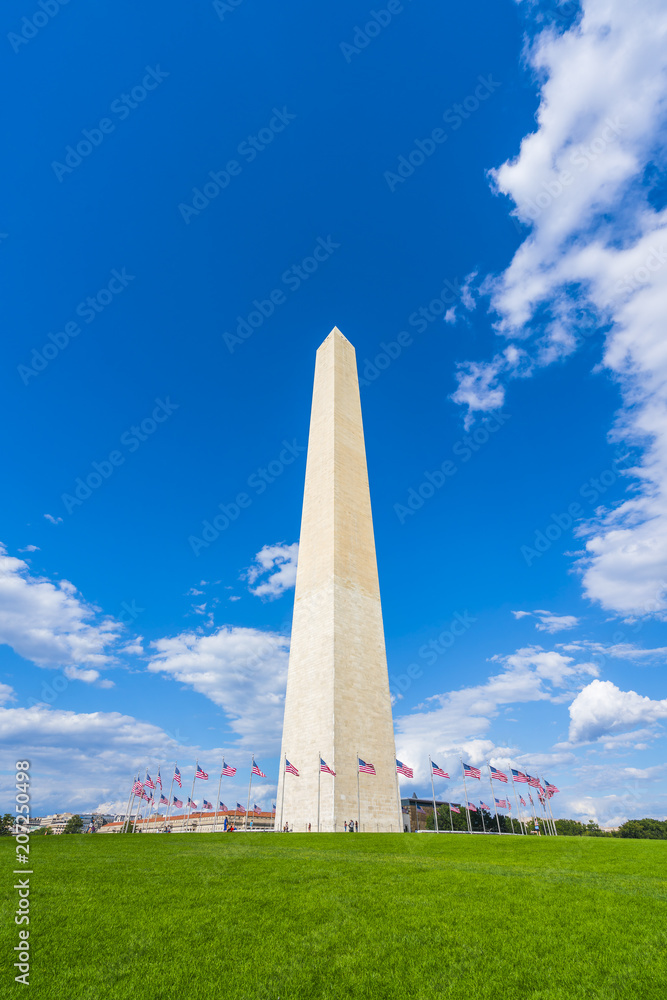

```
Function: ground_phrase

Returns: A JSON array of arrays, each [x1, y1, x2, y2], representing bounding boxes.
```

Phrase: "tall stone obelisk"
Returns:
[[277, 327, 399, 832]]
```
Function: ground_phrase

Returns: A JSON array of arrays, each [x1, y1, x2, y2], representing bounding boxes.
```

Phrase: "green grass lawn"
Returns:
[[2, 832, 666, 999]]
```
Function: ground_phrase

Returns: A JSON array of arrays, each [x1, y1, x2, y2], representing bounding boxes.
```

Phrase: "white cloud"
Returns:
[[395, 645, 597, 780], [512, 609, 580, 632], [451, 0, 667, 618], [511, 610, 532, 619], [0, 543, 121, 674], [245, 543, 298, 600], [559, 639, 667, 661], [146, 625, 289, 750], [0, 682, 16, 704], [567, 678, 667, 744], [44, 514, 63, 525], [18, 545, 39, 553]]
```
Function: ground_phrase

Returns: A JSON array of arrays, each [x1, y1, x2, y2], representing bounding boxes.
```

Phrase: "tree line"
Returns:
[[422, 806, 667, 839]]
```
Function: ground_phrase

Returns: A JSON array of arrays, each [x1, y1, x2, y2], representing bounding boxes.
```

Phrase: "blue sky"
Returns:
[[2, 0, 666, 826]]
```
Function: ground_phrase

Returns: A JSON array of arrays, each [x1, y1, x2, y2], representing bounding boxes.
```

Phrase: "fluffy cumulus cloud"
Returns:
[[146, 625, 289, 749], [452, 0, 667, 618], [0, 544, 122, 680], [394, 645, 598, 781], [567, 678, 667, 744], [245, 543, 298, 600]]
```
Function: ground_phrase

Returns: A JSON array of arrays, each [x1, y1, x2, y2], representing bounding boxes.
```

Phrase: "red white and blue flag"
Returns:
[[520, 796, 527, 807], [188, 798, 197, 810], [173, 796, 183, 808], [159, 794, 168, 805], [396, 759, 413, 778], [236, 803, 246, 813], [481, 802, 491, 811], [253, 804, 261, 815], [132, 779, 143, 796], [511, 769, 528, 783], [203, 800, 213, 810], [272, 804, 276, 813], [468, 802, 478, 812], [431, 762, 449, 778], [463, 763, 481, 779], [450, 804, 461, 814], [545, 781, 559, 797], [358, 758, 376, 775], [220, 802, 227, 811], [495, 797, 508, 808], [252, 761, 267, 778], [174, 766, 182, 788], [156, 771, 162, 789], [144, 773, 155, 790], [222, 761, 236, 777], [285, 759, 299, 776], [489, 766, 508, 783], [527, 774, 540, 789], [320, 758, 336, 776], [141, 790, 151, 802], [196, 765, 208, 780]]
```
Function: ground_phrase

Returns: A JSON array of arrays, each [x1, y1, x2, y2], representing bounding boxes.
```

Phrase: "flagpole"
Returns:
[[132, 782, 144, 834], [428, 757, 439, 834], [356, 752, 361, 833], [164, 763, 176, 832], [245, 756, 254, 832], [122, 776, 135, 833], [279, 754, 286, 831], [395, 764, 403, 833], [214, 759, 224, 834], [480, 803, 486, 834], [488, 769, 502, 834], [317, 751, 321, 833], [509, 768, 525, 835], [126, 779, 141, 834], [546, 788, 558, 836], [460, 759, 472, 834], [448, 802, 453, 832]]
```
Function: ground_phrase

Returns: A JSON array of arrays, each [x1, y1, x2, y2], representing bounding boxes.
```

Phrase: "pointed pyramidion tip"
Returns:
[[319, 325, 353, 350]]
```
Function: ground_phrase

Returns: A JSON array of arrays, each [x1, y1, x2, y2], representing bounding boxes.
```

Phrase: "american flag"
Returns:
[[358, 758, 376, 775], [396, 759, 413, 778], [252, 761, 267, 778], [132, 779, 143, 796], [320, 758, 336, 776], [545, 781, 559, 796], [253, 804, 261, 815], [203, 800, 213, 810], [468, 802, 478, 812], [481, 802, 491, 811], [173, 796, 183, 808], [188, 797, 197, 810], [508, 800, 512, 811], [463, 762, 481, 779], [527, 774, 540, 789], [416, 804, 426, 813], [196, 765, 209, 780], [495, 797, 508, 808], [511, 768, 528, 783], [489, 765, 508, 783], [285, 759, 299, 776], [144, 773, 155, 790], [220, 802, 227, 811], [236, 803, 246, 813], [222, 761, 236, 777], [174, 766, 182, 788], [450, 804, 461, 814], [272, 804, 276, 813], [159, 794, 168, 805], [156, 771, 162, 789], [529, 793, 535, 806], [141, 790, 151, 802], [431, 762, 450, 778], [520, 796, 527, 806]]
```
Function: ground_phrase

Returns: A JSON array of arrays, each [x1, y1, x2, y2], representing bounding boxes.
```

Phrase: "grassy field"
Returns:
[[2, 832, 666, 999]]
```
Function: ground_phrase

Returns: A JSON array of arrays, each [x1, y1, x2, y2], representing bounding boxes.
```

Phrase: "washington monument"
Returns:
[[276, 327, 399, 832]]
